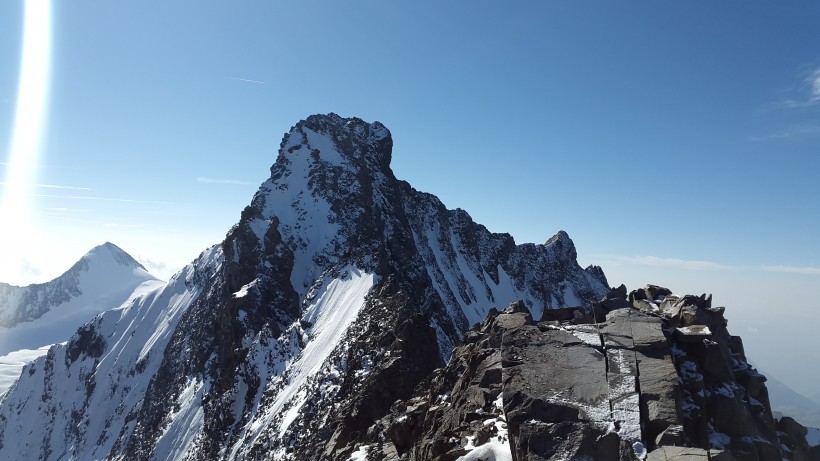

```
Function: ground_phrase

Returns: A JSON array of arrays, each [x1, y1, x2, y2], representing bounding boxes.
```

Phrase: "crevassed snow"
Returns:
[[233, 267, 376, 456]]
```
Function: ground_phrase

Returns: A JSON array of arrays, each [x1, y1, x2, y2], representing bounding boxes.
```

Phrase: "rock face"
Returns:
[[355, 287, 817, 461], [0, 114, 608, 460]]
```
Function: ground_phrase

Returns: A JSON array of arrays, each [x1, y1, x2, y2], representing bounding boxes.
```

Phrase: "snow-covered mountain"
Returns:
[[0, 114, 607, 460], [0, 243, 162, 393], [0, 242, 157, 330], [2, 114, 811, 460]]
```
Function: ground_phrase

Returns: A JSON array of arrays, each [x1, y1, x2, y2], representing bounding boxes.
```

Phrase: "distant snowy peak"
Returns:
[[73, 241, 149, 273], [0, 242, 157, 327]]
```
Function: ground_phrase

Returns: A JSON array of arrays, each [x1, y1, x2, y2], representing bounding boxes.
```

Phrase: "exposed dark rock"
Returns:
[[65, 322, 106, 364], [321, 315, 443, 459], [594, 284, 632, 321], [629, 285, 673, 304], [352, 287, 816, 461], [539, 306, 593, 324]]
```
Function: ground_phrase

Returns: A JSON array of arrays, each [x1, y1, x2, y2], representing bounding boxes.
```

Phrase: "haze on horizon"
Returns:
[[1, 1, 819, 398]]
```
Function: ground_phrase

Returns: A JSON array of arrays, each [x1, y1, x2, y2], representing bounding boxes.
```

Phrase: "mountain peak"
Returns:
[[545, 229, 577, 261], [0, 242, 157, 330], [76, 242, 148, 273], [278, 113, 393, 173]]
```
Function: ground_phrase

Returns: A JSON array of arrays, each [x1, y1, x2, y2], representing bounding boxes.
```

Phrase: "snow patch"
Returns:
[[676, 325, 712, 336], [457, 418, 512, 461], [347, 445, 370, 461], [233, 278, 259, 298]]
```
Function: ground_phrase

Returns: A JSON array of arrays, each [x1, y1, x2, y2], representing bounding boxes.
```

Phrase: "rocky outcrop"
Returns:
[[354, 287, 817, 461]]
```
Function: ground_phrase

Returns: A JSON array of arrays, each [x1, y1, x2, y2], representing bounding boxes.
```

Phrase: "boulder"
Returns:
[[539, 306, 594, 324], [629, 285, 673, 303]]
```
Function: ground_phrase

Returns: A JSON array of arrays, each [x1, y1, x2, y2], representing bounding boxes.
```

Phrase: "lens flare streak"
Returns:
[[0, 0, 53, 283]]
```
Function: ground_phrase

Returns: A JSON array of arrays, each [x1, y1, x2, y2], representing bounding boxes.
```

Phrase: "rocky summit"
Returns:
[[356, 286, 819, 461], [0, 114, 814, 460]]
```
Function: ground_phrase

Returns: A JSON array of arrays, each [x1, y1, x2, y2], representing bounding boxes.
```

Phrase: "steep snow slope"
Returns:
[[0, 243, 162, 394], [0, 114, 609, 461], [0, 244, 221, 460]]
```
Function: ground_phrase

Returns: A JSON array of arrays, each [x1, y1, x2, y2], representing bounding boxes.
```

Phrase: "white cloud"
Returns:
[[136, 255, 181, 281], [595, 254, 820, 277], [762, 265, 820, 276], [748, 123, 820, 142], [596, 254, 732, 271], [811, 69, 820, 103], [196, 177, 253, 186], [781, 67, 820, 108]]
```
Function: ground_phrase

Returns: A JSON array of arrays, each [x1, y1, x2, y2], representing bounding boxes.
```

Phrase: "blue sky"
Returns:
[[1, 2, 819, 394]]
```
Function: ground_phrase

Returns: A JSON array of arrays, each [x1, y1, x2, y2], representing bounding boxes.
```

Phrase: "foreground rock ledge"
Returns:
[[351, 285, 818, 461]]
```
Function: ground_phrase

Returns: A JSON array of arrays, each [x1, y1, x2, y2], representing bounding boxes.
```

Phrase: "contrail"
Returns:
[[35, 194, 173, 205], [229, 76, 266, 84], [0, 181, 91, 190]]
